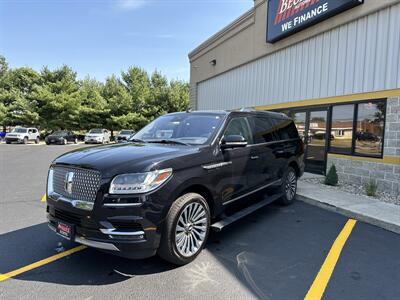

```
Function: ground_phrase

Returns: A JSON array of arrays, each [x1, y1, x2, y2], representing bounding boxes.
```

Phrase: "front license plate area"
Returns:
[[56, 221, 74, 240]]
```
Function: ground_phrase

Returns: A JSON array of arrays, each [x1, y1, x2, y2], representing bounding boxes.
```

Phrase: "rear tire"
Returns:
[[63, 138, 67, 145], [74, 138, 78, 144], [279, 167, 297, 205], [158, 193, 210, 265], [6, 141, 11, 144], [35, 137, 39, 144]]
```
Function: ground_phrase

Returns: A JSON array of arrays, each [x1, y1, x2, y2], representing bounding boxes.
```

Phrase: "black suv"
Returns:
[[45, 130, 78, 145], [46, 110, 304, 265]]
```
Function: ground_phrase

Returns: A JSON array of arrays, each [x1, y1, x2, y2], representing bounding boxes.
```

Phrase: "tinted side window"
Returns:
[[250, 117, 276, 143], [271, 118, 299, 140], [224, 117, 253, 144]]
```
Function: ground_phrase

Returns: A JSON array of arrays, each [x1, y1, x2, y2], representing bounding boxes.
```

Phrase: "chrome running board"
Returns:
[[211, 193, 283, 232]]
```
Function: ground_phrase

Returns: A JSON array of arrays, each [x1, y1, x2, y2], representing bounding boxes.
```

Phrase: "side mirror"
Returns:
[[221, 135, 248, 149]]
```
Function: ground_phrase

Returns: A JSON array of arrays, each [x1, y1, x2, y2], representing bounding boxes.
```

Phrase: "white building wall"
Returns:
[[197, 3, 400, 110]]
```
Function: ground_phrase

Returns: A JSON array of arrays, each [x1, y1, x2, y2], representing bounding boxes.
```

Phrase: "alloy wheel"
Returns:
[[285, 170, 297, 201], [175, 202, 208, 257]]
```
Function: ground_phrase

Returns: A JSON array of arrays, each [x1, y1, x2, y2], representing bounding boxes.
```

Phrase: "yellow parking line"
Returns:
[[41, 194, 46, 202], [0, 245, 87, 282], [305, 219, 357, 300]]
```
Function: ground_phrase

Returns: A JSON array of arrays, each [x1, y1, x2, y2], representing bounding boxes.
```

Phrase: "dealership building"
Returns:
[[189, 0, 400, 195]]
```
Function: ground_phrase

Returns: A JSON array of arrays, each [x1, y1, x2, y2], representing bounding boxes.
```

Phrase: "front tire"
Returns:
[[158, 193, 210, 265], [74, 138, 78, 144], [23, 137, 28, 144], [279, 167, 297, 205]]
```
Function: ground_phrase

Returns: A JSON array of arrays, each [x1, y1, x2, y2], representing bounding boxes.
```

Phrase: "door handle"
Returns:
[[250, 156, 259, 160], [275, 150, 284, 154]]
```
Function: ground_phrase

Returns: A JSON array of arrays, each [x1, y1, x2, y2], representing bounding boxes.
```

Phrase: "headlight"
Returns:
[[109, 168, 173, 194], [47, 168, 54, 195]]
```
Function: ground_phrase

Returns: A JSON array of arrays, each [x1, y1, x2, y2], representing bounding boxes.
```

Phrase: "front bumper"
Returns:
[[46, 138, 63, 144], [46, 190, 167, 259], [5, 137, 23, 143], [116, 136, 129, 143], [48, 221, 120, 251], [85, 139, 102, 144]]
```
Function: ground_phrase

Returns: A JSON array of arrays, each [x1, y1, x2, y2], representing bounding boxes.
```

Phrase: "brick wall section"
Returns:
[[326, 96, 400, 196], [384, 96, 400, 156], [327, 157, 399, 195]]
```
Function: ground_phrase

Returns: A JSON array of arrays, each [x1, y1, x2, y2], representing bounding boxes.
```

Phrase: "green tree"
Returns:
[[33, 65, 80, 131], [121, 67, 151, 112], [166, 80, 190, 113], [0, 66, 41, 127], [78, 77, 109, 130], [0, 55, 191, 133], [325, 164, 339, 186], [0, 55, 8, 80], [102, 75, 132, 134], [146, 71, 169, 118], [5, 96, 39, 126], [0, 102, 8, 129]]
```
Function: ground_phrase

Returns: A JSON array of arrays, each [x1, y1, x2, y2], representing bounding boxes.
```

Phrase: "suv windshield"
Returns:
[[89, 129, 103, 134], [13, 128, 27, 133], [132, 113, 225, 145]]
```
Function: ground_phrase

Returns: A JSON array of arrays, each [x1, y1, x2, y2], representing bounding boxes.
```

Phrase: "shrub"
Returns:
[[325, 164, 338, 186], [365, 180, 378, 197]]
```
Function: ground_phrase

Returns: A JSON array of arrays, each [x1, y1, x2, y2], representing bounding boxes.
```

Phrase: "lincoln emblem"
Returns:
[[64, 172, 74, 194]]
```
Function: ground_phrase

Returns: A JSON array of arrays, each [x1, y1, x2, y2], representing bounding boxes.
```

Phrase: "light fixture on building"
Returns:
[[209, 59, 216, 66]]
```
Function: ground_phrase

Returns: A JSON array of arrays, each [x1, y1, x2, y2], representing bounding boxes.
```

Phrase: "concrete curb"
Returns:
[[296, 194, 400, 235]]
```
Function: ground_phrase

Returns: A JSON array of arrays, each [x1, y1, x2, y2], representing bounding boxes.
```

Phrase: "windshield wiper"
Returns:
[[147, 139, 189, 146], [128, 138, 146, 143]]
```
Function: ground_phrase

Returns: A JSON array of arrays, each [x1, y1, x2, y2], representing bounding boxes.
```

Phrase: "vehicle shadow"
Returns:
[[1, 200, 343, 299], [0, 223, 175, 285]]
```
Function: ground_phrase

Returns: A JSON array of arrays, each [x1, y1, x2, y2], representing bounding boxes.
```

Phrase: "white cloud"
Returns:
[[116, 0, 147, 11]]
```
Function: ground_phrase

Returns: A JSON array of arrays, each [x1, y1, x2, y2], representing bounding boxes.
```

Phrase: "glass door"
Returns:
[[304, 109, 328, 175]]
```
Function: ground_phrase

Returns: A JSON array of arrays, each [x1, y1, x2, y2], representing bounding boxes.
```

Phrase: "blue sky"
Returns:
[[0, 0, 252, 82]]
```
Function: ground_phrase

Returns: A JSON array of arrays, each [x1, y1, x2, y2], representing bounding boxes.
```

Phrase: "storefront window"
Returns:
[[274, 99, 386, 158], [291, 112, 306, 140], [330, 104, 354, 154], [355, 102, 385, 157]]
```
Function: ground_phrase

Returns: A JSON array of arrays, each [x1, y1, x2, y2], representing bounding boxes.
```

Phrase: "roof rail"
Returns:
[[238, 107, 256, 112]]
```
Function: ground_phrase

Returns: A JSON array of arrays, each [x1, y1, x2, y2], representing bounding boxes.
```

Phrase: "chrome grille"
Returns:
[[52, 166, 101, 203]]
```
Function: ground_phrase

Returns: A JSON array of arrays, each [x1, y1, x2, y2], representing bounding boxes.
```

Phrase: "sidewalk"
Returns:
[[297, 174, 400, 234]]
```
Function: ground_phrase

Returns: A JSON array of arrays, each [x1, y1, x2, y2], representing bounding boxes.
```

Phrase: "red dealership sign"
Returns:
[[267, 0, 364, 43]]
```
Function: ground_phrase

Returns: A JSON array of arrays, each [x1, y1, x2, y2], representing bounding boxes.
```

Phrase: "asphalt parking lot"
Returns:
[[0, 143, 400, 299]]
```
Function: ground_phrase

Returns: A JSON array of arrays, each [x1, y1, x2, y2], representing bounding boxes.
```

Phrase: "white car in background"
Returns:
[[116, 129, 135, 143], [84, 128, 111, 144], [5, 127, 40, 144]]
